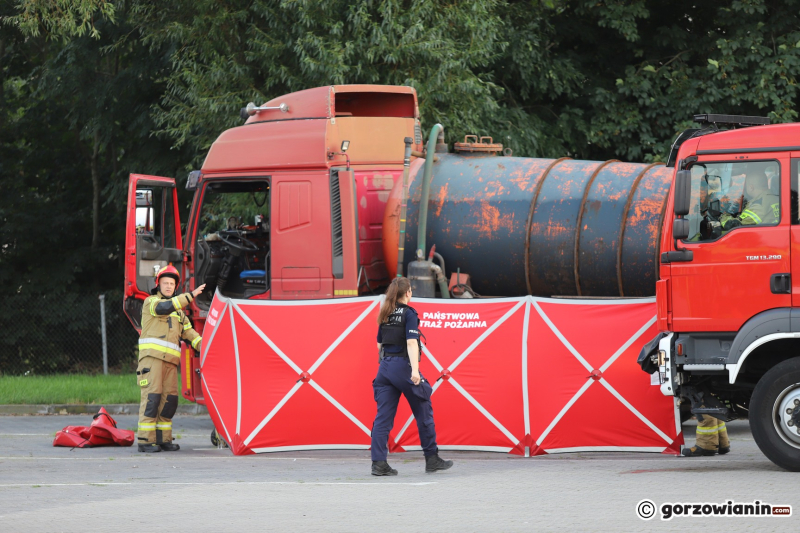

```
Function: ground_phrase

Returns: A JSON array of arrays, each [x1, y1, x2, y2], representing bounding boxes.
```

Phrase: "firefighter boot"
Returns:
[[425, 454, 453, 473], [138, 443, 161, 453], [160, 442, 180, 451], [371, 461, 398, 476], [681, 446, 716, 457]]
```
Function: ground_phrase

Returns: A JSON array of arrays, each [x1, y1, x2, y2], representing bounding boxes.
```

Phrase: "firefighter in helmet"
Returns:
[[137, 265, 205, 453]]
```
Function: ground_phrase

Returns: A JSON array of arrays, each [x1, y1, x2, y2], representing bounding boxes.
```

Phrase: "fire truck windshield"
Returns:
[[198, 181, 270, 236], [684, 160, 779, 242]]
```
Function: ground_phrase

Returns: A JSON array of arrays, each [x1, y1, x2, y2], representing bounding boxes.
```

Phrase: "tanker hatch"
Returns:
[[453, 135, 504, 156]]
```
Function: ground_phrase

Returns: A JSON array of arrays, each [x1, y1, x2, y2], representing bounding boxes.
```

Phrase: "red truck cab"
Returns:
[[124, 85, 424, 404], [654, 114, 800, 470]]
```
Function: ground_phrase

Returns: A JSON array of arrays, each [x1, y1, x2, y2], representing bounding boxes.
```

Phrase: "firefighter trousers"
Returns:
[[696, 415, 729, 451], [137, 356, 179, 444]]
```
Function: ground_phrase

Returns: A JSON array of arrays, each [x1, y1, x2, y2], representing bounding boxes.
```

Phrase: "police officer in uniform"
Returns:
[[370, 277, 453, 475], [137, 266, 205, 453]]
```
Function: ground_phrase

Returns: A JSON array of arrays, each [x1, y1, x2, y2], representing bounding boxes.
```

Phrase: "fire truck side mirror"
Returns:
[[674, 170, 691, 216], [186, 170, 201, 191], [673, 217, 690, 240]]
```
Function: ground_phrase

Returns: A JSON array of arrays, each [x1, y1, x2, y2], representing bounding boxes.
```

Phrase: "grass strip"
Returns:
[[0, 374, 191, 405]]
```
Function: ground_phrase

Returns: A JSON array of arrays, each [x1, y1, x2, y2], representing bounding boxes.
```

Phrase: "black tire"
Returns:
[[749, 357, 800, 471]]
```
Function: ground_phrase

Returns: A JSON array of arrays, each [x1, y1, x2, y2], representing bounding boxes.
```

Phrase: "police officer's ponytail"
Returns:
[[378, 277, 411, 324]]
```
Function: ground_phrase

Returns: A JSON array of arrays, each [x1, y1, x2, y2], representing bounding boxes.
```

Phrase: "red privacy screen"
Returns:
[[200, 292, 680, 456]]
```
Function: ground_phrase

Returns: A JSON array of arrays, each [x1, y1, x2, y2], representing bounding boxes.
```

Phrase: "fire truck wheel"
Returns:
[[750, 357, 800, 472]]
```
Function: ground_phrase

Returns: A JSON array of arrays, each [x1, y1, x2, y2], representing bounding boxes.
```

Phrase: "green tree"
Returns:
[[0, 0, 191, 374], [560, 0, 800, 161], [134, 0, 509, 166], [5, 0, 800, 373]]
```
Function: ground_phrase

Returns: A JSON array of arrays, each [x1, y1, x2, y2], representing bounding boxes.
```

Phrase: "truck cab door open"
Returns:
[[124, 174, 183, 330], [191, 179, 271, 305]]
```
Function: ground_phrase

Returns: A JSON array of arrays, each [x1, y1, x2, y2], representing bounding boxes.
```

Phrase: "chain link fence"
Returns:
[[0, 290, 140, 376]]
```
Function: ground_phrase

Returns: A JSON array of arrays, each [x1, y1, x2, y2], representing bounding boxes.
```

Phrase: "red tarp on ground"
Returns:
[[200, 292, 681, 456], [53, 407, 135, 448]]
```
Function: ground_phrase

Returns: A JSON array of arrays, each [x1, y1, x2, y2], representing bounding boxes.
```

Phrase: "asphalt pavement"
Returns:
[[0, 415, 796, 532]]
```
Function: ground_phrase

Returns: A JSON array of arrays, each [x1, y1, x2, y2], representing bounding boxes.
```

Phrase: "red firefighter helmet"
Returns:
[[155, 265, 180, 286]]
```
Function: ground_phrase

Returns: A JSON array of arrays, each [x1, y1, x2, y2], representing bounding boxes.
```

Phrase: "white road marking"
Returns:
[[0, 481, 437, 487]]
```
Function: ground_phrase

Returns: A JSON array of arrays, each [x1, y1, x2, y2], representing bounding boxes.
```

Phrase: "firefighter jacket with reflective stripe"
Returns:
[[139, 291, 202, 365], [722, 190, 780, 227], [740, 191, 780, 225]]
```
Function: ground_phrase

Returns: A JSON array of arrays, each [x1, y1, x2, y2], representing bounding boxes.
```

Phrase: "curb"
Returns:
[[0, 404, 209, 416]]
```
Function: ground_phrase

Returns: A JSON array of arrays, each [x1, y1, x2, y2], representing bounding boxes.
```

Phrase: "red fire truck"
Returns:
[[655, 114, 800, 471]]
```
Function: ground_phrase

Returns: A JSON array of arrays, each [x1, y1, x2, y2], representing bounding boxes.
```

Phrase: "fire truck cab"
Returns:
[[123, 85, 424, 405], [656, 114, 800, 470]]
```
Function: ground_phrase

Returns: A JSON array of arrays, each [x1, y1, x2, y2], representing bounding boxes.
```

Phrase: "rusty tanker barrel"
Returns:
[[383, 144, 672, 297]]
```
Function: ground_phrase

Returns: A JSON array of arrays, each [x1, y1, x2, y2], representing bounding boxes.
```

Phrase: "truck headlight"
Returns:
[[658, 350, 666, 367]]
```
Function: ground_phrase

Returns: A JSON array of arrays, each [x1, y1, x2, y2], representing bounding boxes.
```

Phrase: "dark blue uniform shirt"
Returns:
[[377, 307, 420, 354]]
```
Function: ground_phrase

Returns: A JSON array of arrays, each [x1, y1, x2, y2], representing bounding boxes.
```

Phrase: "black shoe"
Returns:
[[371, 461, 398, 476], [718, 445, 730, 455], [681, 446, 716, 457], [160, 442, 180, 452], [425, 454, 453, 473], [138, 443, 161, 453]]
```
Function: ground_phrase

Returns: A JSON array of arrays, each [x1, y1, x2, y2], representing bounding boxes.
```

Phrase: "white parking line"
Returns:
[[0, 481, 437, 487]]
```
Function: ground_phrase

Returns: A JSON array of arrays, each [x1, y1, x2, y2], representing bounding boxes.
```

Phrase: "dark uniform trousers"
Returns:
[[371, 356, 438, 461]]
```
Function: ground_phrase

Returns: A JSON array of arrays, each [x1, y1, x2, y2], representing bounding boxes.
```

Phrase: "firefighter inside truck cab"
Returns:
[[685, 162, 779, 242], [720, 167, 779, 230]]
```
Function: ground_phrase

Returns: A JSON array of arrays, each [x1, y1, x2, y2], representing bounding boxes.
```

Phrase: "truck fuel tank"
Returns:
[[383, 153, 672, 297]]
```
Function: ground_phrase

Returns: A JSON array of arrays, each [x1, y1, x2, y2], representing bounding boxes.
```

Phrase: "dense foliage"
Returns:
[[2, 0, 799, 372]]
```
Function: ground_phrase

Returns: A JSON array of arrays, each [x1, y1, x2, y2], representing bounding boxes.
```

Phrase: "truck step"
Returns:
[[691, 407, 729, 419]]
